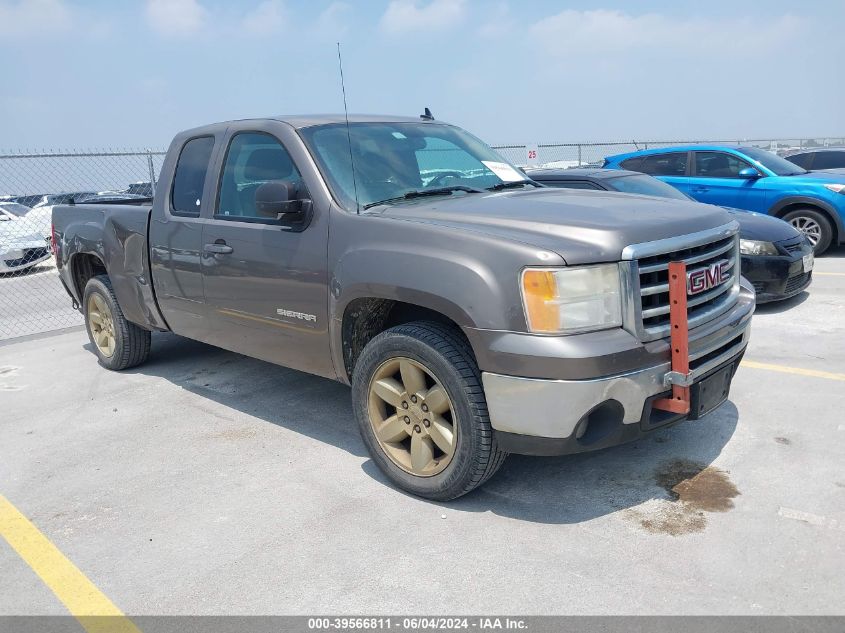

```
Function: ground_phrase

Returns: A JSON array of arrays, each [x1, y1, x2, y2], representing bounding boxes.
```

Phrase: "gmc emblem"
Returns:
[[687, 260, 731, 295]]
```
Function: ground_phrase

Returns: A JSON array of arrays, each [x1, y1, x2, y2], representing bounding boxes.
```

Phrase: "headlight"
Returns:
[[521, 264, 622, 334], [823, 184, 845, 194], [739, 239, 778, 256]]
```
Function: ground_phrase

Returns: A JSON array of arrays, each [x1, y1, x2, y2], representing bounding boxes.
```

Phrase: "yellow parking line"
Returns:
[[0, 495, 141, 633], [741, 360, 845, 382]]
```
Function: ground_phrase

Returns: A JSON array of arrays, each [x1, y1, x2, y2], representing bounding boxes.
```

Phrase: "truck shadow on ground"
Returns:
[[753, 291, 809, 314], [115, 332, 738, 526], [421, 401, 739, 524]]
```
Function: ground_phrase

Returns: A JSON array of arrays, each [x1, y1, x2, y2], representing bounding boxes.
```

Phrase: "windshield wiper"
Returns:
[[487, 179, 539, 191], [363, 186, 484, 209]]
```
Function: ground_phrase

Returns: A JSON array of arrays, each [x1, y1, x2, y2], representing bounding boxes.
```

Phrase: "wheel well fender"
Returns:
[[336, 294, 471, 383], [769, 196, 842, 243], [69, 252, 107, 302]]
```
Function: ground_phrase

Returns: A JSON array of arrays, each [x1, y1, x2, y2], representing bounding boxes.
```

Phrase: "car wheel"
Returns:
[[83, 274, 151, 370], [351, 321, 507, 501], [782, 208, 833, 254]]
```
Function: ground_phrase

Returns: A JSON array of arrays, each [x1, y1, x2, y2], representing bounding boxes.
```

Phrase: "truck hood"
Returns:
[[376, 188, 733, 264]]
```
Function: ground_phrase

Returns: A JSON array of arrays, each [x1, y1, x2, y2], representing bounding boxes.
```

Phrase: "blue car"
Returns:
[[603, 145, 845, 254]]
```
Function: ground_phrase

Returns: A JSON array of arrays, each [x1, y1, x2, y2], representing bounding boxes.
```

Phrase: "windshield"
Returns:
[[607, 174, 691, 201], [740, 146, 808, 176], [0, 202, 32, 217], [299, 122, 525, 210]]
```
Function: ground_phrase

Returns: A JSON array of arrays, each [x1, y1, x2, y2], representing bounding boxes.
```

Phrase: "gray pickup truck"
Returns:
[[53, 115, 754, 500]]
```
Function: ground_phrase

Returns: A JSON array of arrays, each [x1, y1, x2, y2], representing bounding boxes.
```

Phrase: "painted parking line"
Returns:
[[813, 272, 845, 276], [741, 360, 845, 382], [0, 495, 140, 633], [778, 506, 844, 532]]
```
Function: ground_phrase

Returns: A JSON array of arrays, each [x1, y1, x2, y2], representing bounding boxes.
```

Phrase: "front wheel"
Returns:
[[351, 321, 507, 501], [83, 275, 151, 370], [782, 208, 833, 254]]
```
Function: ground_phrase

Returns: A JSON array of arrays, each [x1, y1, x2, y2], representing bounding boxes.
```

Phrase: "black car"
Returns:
[[782, 147, 845, 172], [527, 168, 814, 303], [125, 181, 154, 197]]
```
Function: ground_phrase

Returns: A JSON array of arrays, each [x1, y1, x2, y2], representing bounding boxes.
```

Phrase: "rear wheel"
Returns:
[[83, 275, 151, 370], [352, 321, 507, 500], [782, 208, 833, 254]]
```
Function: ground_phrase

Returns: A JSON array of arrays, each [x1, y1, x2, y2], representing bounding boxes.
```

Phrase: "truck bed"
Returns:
[[53, 202, 167, 331]]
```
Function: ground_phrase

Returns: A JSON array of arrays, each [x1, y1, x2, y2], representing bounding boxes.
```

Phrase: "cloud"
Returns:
[[530, 9, 804, 58], [145, 0, 207, 36], [316, 1, 352, 37], [242, 0, 287, 35], [0, 0, 73, 35], [379, 0, 466, 35], [477, 1, 512, 38]]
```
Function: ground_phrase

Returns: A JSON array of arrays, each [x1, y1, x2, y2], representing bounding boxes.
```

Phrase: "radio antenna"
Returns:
[[337, 42, 360, 214]]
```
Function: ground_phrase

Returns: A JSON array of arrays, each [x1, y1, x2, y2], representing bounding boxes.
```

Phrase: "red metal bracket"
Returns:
[[653, 261, 691, 415]]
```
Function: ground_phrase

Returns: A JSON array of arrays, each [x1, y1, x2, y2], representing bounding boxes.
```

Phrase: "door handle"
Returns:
[[203, 242, 233, 255], [691, 186, 710, 193]]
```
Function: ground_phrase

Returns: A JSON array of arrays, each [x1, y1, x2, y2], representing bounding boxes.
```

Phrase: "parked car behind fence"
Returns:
[[782, 147, 845, 172], [603, 145, 845, 254]]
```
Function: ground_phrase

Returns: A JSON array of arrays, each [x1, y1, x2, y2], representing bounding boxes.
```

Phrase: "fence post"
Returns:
[[577, 144, 582, 166], [146, 149, 157, 196]]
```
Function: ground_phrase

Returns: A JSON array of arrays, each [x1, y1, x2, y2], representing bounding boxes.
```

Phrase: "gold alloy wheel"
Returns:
[[87, 293, 116, 358], [367, 357, 457, 477]]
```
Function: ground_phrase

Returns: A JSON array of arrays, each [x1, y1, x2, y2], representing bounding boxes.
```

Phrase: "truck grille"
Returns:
[[633, 233, 740, 340]]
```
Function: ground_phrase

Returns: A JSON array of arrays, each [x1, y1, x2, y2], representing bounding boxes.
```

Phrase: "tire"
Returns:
[[83, 274, 151, 370], [782, 208, 833, 254], [351, 321, 507, 501]]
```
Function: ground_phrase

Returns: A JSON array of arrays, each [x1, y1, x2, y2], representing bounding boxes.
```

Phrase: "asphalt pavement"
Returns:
[[1, 248, 843, 616]]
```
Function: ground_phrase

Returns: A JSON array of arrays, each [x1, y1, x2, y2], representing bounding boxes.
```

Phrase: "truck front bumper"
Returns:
[[480, 285, 754, 456]]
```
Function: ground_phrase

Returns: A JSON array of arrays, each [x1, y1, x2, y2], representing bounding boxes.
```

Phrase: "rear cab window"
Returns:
[[171, 136, 216, 216]]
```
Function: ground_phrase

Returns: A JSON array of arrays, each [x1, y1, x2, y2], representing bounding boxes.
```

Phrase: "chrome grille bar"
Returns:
[[620, 221, 741, 342]]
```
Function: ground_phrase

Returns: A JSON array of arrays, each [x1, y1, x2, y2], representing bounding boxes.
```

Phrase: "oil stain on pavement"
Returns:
[[625, 459, 740, 536]]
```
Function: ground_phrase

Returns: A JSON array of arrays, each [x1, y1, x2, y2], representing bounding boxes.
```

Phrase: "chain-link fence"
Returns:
[[0, 150, 165, 340], [493, 137, 845, 168], [1, 137, 843, 340]]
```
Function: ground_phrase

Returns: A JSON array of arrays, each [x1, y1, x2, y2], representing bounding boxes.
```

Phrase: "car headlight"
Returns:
[[739, 239, 779, 256], [823, 184, 845, 194], [521, 264, 623, 334]]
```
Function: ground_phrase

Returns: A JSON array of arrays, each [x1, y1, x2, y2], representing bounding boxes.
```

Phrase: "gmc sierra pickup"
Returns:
[[53, 115, 754, 500]]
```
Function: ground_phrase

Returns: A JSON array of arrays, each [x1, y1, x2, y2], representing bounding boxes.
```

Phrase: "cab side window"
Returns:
[[638, 152, 688, 176], [171, 136, 215, 216], [216, 132, 305, 222], [694, 152, 751, 178]]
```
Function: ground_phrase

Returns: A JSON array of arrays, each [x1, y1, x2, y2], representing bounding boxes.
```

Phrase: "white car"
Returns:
[[0, 204, 51, 274], [1, 201, 52, 239]]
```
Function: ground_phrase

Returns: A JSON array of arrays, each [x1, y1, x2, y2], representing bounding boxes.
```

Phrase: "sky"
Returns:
[[0, 0, 843, 150]]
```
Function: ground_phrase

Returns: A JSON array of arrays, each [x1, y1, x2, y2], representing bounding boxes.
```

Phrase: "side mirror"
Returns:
[[255, 180, 313, 231], [738, 167, 761, 179], [0, 214, 10, 221]]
